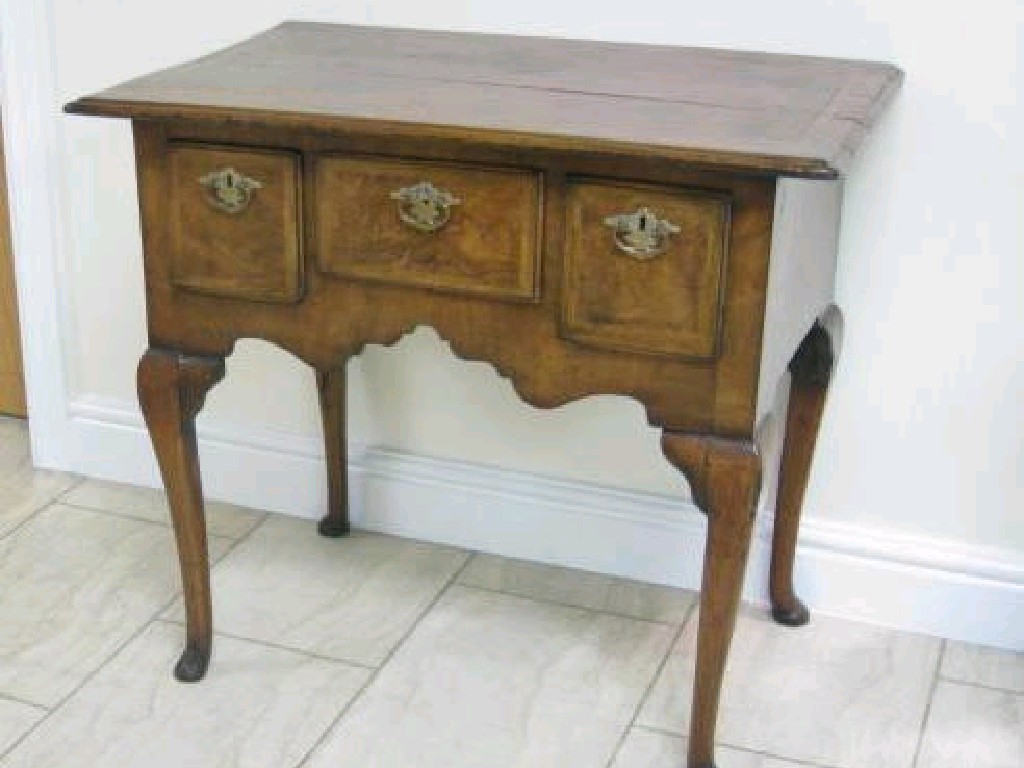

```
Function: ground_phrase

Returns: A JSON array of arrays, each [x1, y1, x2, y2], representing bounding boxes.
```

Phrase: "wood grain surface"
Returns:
[[168, 143, 303, 302], [0, 121, 26, 416], [131, 121, 777, 436], [562, 179, 730, 359], [67, 22, 902, 178], [316, 155, 540, 301]]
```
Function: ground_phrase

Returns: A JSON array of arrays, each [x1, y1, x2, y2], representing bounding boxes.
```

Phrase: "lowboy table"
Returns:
[[67, 23, 900, 768]]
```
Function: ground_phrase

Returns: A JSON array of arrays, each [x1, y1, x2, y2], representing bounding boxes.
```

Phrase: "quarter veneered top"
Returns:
[[65, 22, 902, 177]]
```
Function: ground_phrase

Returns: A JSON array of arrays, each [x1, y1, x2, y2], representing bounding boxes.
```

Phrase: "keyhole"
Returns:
[[639, 213, 648, 230]]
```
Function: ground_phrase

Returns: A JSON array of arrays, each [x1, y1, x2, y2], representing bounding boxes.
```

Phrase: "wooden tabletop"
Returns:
[[66, 22, 902, 177]]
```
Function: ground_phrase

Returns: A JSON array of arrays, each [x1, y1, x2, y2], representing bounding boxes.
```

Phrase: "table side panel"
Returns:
[[756, 177, 843, 424]]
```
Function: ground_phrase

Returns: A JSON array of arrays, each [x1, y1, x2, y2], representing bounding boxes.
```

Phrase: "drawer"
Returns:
[[315, 156, 541, 301], [561, 179, 730, 359], [168, 144, 302, 302]]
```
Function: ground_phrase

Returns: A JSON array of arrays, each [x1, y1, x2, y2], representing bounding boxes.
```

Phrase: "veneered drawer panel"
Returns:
[[562, 179, 730, 359], [168, 144, 302, 302], [315, 156, 540, 301]]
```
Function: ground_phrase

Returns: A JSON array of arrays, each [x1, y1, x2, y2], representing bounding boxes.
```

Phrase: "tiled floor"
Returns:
[[1, 417, 1021, 768]]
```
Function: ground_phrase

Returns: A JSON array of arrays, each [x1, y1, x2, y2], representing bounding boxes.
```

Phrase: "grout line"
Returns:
[[602, 601, 697, 768], [0, 502, 268, 762], [57, 499, 268, 541], [0, 475, 85, 543], [630, 723, 685, 740], [155, 508, 268, 632], [634, 725, 840, 768], [207, 511, 269, 568], [453, 579, 694, 628], [934, 676, 1024, 696], [213, 526, 264, 558], [13, 498, 240, 563], [291, 552, 476, 768], [0, 691, 47, 714], [56, 500, 194, 529], [56, 497, 173, 525], [0, 589, 185, 762], [50, 475, 86, 504], [910, 638, 945, 768], [717, 740, 838, 768], [153, 618, 377, 671]]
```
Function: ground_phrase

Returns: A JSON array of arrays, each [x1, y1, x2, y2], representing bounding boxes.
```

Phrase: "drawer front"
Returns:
[[562, 179, 730, 359], [315, 156, 541, 301], [168, 144, 302, 302]]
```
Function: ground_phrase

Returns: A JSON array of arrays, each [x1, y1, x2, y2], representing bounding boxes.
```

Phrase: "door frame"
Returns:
[[0, 0, 73, 466], [0, 113, 27, 416]]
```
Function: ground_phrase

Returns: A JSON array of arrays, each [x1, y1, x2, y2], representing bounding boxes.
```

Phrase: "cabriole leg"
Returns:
[[770, 321, 834, 626], [662, 433, 762, 768], [316, 366, 351, 537], [137, 348, 225, 682]]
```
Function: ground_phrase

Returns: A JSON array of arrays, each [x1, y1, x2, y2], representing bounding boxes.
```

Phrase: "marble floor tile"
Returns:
[[0, 698, 44, 757], [609, 728, 806, 768], [304, 585, 675, 768], [1, 622, 370, 768], [0, 504, 230, 708], [165, 515, 470, 667], [0, 418, 78, 539], [63, 478, 266, 540], [638, 607, 940, 768], [941, 640, 1024, 693], [916, 681, 1023, 768], [458, 553, 697, 624]]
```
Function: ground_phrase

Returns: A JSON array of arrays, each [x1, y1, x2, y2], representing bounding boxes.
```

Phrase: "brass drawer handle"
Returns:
[[390, 181, 461, 233], [603, 207, 680, 259], [198, 168, 263, 214]]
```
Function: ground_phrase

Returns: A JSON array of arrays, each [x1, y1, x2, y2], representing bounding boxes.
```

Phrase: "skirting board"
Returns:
[[67, 395, 1023, 651]]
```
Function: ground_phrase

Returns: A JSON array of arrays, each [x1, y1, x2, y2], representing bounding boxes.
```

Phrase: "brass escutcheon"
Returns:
[[603, 207, 680, 259], [198, 168, 263, 215], [390, 181, 461, 233]]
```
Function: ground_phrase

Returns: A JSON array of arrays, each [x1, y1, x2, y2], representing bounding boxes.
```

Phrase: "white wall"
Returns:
[[4, 0, 1021, 647]]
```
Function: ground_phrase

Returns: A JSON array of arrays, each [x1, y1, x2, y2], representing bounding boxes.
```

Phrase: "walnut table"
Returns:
[[66, 23, 901, 768]]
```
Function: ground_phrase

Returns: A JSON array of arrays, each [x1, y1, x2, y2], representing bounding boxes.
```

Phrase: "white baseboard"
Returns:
[[67, 395, 1024, 651]]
